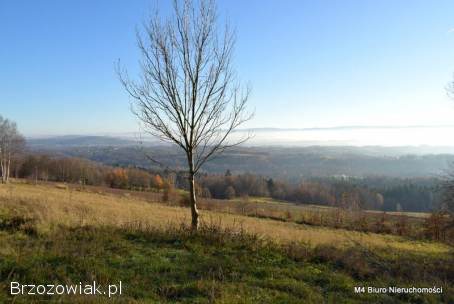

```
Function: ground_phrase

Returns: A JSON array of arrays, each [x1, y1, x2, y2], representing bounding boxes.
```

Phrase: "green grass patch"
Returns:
[[0, 211, 452, 303]]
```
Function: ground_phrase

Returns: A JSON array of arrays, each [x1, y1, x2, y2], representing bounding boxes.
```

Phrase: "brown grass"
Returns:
[[0, 181, 451, 256]]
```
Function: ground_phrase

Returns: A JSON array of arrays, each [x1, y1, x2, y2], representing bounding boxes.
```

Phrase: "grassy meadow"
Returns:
[[0, 181, 452, 303]]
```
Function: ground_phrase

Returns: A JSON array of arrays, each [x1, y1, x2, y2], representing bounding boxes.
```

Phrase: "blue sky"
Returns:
[[2, 0, 454, 136]]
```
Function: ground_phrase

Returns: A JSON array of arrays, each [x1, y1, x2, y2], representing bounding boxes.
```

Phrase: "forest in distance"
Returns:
[[27, 135, 454, 178], [18, 136, 447, 212]]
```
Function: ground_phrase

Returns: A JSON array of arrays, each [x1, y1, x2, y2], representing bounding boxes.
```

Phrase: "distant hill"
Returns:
[[26, 125, 454, 149], [27, 135, 141, 148], [25, 136, 454, 179]]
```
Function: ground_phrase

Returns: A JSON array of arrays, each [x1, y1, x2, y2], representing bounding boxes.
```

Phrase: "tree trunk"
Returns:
[[0, 159, 4, 184], [6, 154, 10, 183], [188, 171, 199, 230], [187, 151, 199, 230]]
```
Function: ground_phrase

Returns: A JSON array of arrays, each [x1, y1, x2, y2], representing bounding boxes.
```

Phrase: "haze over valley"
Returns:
[[26, 125, 454, 180]]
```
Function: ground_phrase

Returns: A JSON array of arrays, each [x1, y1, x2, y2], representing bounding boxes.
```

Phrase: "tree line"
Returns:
[[195, 171, 442, 212], [13, 154, 169, 192], [5, 151, 443, 213], [0, 116, 25, 183]]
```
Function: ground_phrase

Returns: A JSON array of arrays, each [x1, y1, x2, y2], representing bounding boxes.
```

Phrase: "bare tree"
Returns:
[[447, 75, 454, 100], [440, 166, 454, 214], [117, 0, 253, 229], [443, 79, 454, 233], [0, 116, 25, 184]]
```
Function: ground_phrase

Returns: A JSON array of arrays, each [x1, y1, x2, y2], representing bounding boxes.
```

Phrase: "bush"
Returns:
[[224, 186, 236, 199], [179, 194, 191, 207], [162, 181, 174, 203]]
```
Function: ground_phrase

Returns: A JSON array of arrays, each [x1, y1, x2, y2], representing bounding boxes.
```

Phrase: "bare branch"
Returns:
[[117, 0, 253, 228]]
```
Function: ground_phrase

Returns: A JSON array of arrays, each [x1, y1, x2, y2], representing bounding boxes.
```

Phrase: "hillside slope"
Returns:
[[0, 182, 452, 303]]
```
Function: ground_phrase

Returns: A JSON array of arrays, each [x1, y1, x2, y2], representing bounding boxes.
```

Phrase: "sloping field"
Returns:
[[0, 182, 448, 253], [0, 181, 452, 303]]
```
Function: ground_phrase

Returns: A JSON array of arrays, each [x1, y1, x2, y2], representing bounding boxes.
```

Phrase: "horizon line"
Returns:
[[24, 124, 454, 138]]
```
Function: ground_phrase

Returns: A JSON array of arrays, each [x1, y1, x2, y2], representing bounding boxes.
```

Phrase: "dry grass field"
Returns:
[[0, 180, 452, 303], [0, 181, 449, 254]]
